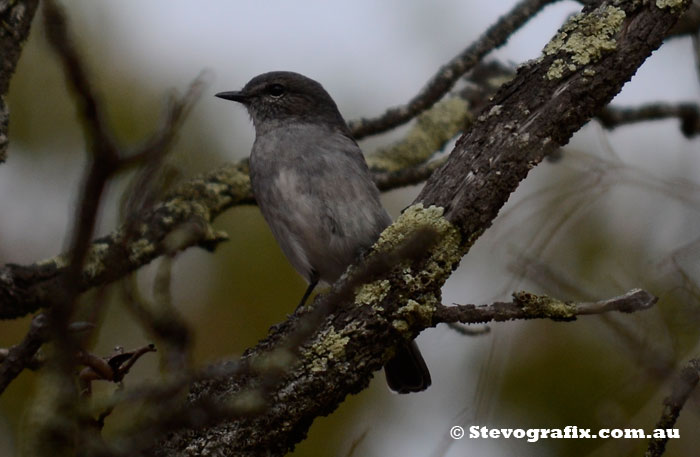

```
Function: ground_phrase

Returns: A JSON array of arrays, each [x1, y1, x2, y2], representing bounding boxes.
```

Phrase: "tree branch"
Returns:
[[0, 313, 48, 393], [434, 289, 657, 324], [662, 0, 700, 37], [0, 26, 210, 321], [0, 160, 250, 319], [151, 2, 690, 455], [0, 0, 694, 455], [347, 0, 557, 139], [645, 358, 700, 457], [1, 2, 698, 323], [598, 103, 700, 137], [0, 0, 39, 163], [6, 3, 694, 322], [0, 59, 514, 320]]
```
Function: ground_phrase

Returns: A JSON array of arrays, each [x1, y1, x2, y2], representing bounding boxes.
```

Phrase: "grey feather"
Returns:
[[250, 122, 390, 284], [216, 71, 431, 394]]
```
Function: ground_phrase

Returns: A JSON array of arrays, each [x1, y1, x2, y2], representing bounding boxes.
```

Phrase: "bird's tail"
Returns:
[[384, 340, 431, 394]]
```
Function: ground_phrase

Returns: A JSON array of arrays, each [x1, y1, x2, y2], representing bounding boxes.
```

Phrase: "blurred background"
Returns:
[[1, 0, 699, 456]]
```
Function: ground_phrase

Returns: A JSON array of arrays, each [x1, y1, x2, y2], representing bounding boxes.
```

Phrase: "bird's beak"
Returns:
[[215, 91, 249, 104]]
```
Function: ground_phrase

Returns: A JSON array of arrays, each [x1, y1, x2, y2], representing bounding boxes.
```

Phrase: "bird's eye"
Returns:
[[268, 84, 285, 98]]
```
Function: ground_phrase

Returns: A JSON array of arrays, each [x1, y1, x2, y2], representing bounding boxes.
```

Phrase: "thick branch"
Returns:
[[0, 59, 512, 320], [7, 31, 694, 322], [0, 0, 693, 455], [0, 2, 696, 322], [153, 2, 689, 456], [661, 0, 700, 37], [416, 1, 690, 231]]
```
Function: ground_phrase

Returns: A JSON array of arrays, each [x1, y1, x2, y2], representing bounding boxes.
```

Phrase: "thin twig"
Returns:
[[39, 7, 131, 448], [598, 103, 700, 137], [121, 255, 191, 373], [0, 314, 49, 394], [347, 0, 556, 139], [43, 0, 119, 164], [21, 2, 202, 453], [78, 344, 157, 395], [0, 318, 95, 394], [645, 358, 700, 457], [121, 72, 207, 168], [433, 289, 657, 325]]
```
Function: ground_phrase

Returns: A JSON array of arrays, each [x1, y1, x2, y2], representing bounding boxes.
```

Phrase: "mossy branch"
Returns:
[[153, 2, 690, 456], [434, 288, 657, 325], [0, 161, 253, 319]]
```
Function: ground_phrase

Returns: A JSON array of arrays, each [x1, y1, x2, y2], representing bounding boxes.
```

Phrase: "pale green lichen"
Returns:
[[547, 59, 575, 79], [355, 279, 391, 306], [175, 161, 252, 209], [366, 96, 471, 172], [34, 239, 116, 275], [308, 356, 327, 373], [392, 319, 409, 332], [163, 198, 210, 221], [167, 161, 250, 214], [35, 253, 70, 270], [392, 298, 436, 335], [217, 161, 252, 196], [206, 181, 233, 196], [128, 237, 156, 264], [373, 204, 462, 328], [82, 242, 111, 277], [401, 298, 430, 316], [375, 204, 460, 254], [514, 291, 577, 320], [25, 162, 250, 295], [656, 0, 683, 8], [543, 6, 626, 80], [305, 327, 350, 373]]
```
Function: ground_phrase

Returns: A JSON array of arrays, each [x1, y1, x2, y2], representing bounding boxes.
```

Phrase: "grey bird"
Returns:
[[216, 71, 431, 393]]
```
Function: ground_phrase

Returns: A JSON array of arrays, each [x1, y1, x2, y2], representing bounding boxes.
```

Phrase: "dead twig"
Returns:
[[433, 289, 657, 325], [645, 358, 700, 457]]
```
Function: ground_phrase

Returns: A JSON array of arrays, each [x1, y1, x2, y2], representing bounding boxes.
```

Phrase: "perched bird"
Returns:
[[216, 71, 430, 393]]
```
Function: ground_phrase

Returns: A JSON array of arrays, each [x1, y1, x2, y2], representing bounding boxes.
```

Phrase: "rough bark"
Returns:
[[151, 1, 691, 456]]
